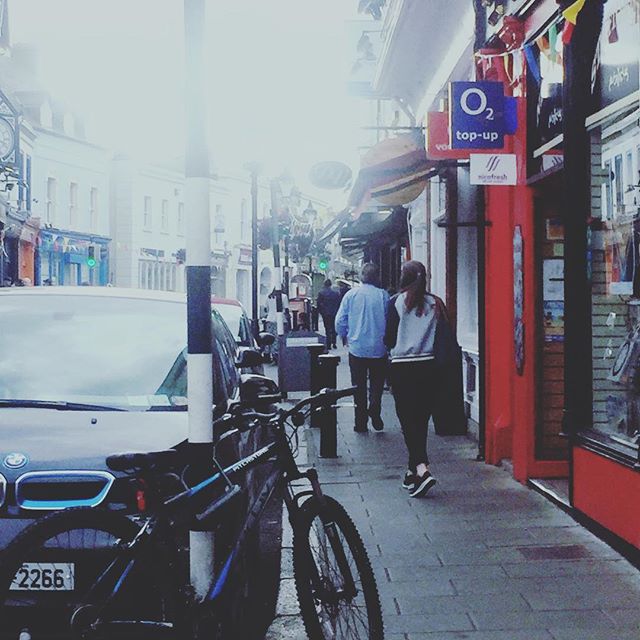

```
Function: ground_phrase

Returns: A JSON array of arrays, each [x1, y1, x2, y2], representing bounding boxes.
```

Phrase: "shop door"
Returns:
[[536, 189, 569, 461]]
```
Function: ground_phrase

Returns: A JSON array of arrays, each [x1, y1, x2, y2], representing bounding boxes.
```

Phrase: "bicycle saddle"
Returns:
[[106, 449, 180, 473]]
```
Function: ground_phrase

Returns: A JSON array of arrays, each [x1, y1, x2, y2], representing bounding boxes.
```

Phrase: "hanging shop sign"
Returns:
[[594, 0, 640, 110], [426, 112, 470, 160], [470, 153, 517, 185], [450, 81, 507, 149]]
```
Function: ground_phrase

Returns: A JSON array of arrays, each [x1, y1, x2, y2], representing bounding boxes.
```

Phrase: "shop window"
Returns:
[[590, 129, 640, 456]]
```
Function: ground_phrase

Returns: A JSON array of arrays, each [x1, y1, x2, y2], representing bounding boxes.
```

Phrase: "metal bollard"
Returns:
[[317, 354, 340, 458], [307, 344, 325, 428]]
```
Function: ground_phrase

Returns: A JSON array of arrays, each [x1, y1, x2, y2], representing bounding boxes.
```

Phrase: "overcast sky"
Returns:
[[10, 0, 363, 203]]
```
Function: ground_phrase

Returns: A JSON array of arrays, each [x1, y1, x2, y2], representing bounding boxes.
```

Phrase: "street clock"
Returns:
[[0, 88, 20, 169], [0, 117, 15, 160]]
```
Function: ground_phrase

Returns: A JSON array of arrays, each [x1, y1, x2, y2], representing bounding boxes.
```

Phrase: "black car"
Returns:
[[0, 287, 249, 548]]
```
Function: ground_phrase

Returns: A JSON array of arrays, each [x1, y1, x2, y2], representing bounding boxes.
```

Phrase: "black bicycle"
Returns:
[[0, 386, 384, 640]]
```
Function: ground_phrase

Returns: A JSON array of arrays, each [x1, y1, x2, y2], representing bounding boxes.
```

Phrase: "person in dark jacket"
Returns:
[[384, 260, 446, 497], [316, 279, 341, 349]]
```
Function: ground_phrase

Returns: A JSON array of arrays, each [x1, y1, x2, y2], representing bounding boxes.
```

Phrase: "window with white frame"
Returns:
[[161, 199, 169, 233], [144, 196, 152, 231], [89, 187, 98, 230], [69, 182, 78, 228], [214, 204, 225, 245], [178, 202, 185, 236], [46, 177, 57, 224]]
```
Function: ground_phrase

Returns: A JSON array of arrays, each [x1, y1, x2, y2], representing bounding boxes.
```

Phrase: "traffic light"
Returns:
[[87, 245, 97, 268], [318, 258, 328, 271]]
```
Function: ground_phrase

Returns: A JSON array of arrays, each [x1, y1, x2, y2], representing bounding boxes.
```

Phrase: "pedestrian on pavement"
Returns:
[[337, 279, 350, 301], [335, 263, 389, 432], [316, 278, 341, 349], [384, 260, 446, 497]]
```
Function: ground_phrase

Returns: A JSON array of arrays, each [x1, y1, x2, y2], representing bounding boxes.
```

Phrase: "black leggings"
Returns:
[[390, 360, 437, 472]]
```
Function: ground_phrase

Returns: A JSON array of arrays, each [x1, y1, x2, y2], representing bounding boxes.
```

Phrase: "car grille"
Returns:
[[14, 471, 115, 510]]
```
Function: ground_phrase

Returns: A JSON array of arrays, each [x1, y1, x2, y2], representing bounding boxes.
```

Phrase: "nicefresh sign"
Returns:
[[450, 82, 506, 149], [470, 154, 517, 186]]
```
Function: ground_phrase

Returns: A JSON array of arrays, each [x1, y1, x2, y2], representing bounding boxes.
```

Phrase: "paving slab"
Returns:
[[265, 349, 640, 638]]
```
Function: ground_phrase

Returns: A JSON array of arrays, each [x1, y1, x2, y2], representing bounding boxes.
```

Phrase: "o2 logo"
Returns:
[[460, 87, 495, 120], [450, 81, 505, 150]]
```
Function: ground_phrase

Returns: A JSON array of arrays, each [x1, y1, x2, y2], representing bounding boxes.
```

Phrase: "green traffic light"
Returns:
[[87, 257, 97, 268], [319, 260, 328, 270]]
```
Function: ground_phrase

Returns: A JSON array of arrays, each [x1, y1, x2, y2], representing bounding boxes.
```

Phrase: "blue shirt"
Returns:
[[335, 284, 389, 359]]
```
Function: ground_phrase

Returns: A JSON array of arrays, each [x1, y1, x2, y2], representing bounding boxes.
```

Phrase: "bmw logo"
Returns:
[[3, 453, 29, 469]]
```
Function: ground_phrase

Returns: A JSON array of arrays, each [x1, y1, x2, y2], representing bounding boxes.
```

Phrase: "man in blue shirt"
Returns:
[[335, 263, 389, 432]]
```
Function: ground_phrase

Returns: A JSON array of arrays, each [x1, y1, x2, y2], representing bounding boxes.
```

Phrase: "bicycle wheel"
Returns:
[[293, 496, 384, 640], [0, 507, 162, 639]]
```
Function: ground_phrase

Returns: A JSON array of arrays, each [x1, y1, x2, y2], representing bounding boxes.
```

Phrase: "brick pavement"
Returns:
[[266, 346, 640, 640]]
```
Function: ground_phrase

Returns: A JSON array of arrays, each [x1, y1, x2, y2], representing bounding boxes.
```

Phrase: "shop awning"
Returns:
[[347, 132, 434, 219], [339, 207, 408, 256], [314, 209, 352, 246]]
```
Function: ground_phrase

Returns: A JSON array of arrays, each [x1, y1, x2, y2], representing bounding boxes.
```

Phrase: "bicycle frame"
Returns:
[[80, 412, 316, 632]]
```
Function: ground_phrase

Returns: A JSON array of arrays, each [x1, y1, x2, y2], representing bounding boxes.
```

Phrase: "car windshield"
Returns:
[[214, 303, 249, 346], [0, 294, 189, 410]]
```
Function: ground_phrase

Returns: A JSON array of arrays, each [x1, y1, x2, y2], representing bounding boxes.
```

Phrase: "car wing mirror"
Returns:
[[256, 332, 276, 348], [235, 348, 264, 369]]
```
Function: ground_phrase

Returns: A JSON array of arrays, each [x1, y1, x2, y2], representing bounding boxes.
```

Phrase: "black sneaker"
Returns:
[[409, 472, 436, 498], [402, 470, 415, 490], [371, 415, 384, 431]]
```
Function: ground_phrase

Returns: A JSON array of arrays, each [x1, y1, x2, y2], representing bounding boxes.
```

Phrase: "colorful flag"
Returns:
[[524, 44, 541, 84], [561, 20, 575, 45], [562, 0, 586, 24]]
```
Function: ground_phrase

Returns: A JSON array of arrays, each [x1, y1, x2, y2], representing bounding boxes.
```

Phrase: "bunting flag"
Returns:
[[548, 23, 559, 61], [561, 20, 575, 44], [536, 34, 551, 59], [524, 44, 541, 84], [503, 53, 513, 84], [562, 0, 586, 24]]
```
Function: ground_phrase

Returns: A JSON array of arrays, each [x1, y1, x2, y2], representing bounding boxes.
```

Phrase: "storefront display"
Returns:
[[586, 0, 640, 460]]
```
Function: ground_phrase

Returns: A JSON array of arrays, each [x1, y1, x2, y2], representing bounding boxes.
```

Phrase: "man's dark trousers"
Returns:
[[349, 353, 387, 431], [322, 313, 337, 348]]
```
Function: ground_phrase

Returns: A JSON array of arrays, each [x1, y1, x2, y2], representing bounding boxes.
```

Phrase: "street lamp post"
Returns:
[[269, 179, 285, 337], [184, 0, 214, 599], [245, 162, 260, 337]]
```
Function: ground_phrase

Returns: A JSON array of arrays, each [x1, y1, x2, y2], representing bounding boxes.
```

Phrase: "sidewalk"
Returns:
[[266, 345, 640, 640]]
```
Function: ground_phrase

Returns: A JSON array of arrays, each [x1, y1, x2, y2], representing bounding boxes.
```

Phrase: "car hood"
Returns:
[[0, 409, 188, 481]]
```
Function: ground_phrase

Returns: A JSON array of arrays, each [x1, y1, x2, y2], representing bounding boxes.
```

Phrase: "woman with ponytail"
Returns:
[[384, 260, 445, 497]]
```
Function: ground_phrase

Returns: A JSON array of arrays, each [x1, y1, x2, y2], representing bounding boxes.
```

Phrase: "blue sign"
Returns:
[[450, 81, 506, 149]]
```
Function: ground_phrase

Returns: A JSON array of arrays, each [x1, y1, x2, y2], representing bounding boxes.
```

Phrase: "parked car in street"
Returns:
[[212, 297, 274, 372], [0, 287, 269, 549], [0, 286, 283, 636]]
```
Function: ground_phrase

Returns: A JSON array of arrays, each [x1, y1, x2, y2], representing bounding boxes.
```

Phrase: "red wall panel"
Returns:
[[573, 447, 640, 549]]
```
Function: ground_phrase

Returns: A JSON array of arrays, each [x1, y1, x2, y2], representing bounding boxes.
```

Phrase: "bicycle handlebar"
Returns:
[[215, 386, 357, 431], [287, 386, 357, 416]]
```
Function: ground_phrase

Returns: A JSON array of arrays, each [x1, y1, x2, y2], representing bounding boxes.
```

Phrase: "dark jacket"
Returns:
[[317, 287, 341, 317]]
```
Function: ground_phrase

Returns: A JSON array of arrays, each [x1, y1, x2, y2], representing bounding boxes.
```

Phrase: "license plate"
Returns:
[[10, 563, 74, 591]]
